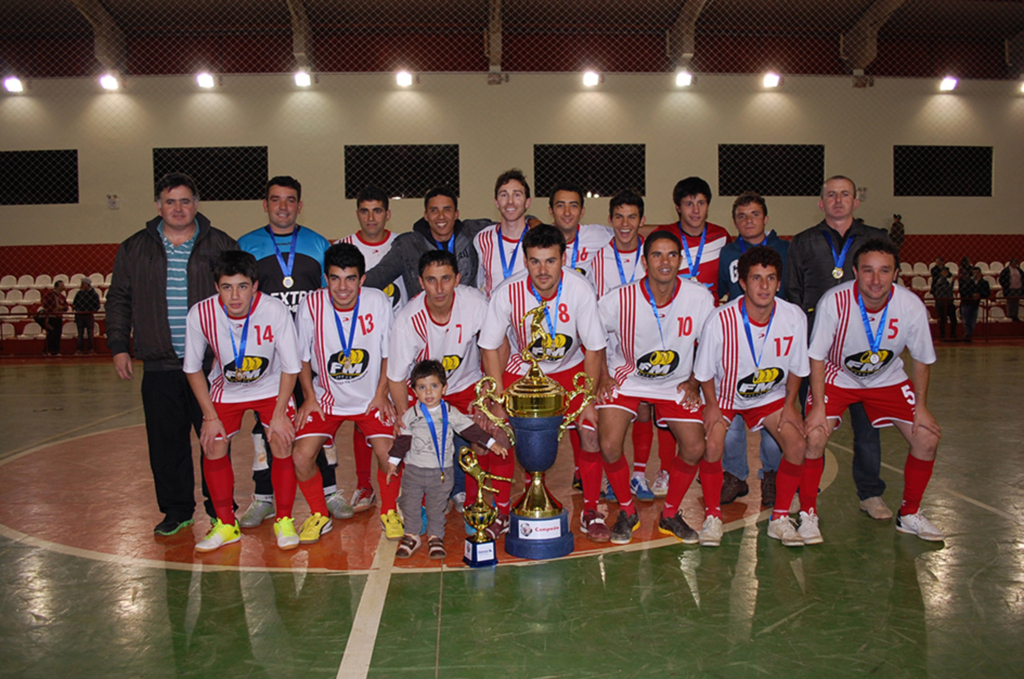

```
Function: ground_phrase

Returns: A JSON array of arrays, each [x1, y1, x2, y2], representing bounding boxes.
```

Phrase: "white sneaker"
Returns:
[[699, 515, 723, 547], [273, 517, 300, 550], [325, 491, 354, 520], [798, 510, 823, 545], [238, 495, 275, 528], [350, 487, 376, 513], [767, 516, 803, 546], [451, 492, 466, 514], [651, 470, 670, 498], [896, 511, 945, 542]]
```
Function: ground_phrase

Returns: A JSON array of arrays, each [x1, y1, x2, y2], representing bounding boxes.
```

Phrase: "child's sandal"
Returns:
[[427, 536, 446, 559], [396, 534, 421, 559]]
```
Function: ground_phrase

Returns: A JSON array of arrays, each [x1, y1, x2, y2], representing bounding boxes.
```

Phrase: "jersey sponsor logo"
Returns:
[[574, 266, 587, 275], [224, 356, 269, 383], [737, 367, 785, 398], [441, 354, 462, 375], [528, 333, 574, 361], [327, 349, 371, 380], [636, 350, 680, 378], [383, 283, 402, 308], [844, 349, 895, 377], [269, 289, 310, 315]]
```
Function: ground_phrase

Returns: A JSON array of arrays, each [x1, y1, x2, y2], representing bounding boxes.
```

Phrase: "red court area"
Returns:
[[0, 416, 772, 572]]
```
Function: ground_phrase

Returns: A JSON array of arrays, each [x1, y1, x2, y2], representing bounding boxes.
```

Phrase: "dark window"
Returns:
[[344, 145, 460, 199], [0, 150, 78, 205], [718, 144, 824, 197], [153, 146, 268, 201], [893, 146, 992, 197], [534, 144, 646, 197]]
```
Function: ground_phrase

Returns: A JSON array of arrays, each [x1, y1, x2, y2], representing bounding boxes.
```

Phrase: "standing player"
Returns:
[[694, 247, 811, 547], [475, 169, 532, 297], [804, 240, 943, 542], [547, 182, 612, 273], [183, 251, 302, 552], [655, 176, 730, 299], [597, 232, 716, 545], [292, 243, 398, 543], [478, 225, 609, 540], [237, 177, 346, 528]]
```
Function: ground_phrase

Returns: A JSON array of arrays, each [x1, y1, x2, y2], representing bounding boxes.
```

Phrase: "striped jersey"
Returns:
[[387, 286, 488, 394], [337, 230, 408, 310], [474, 224, 528, 298], [480, 268, 606, 376], [583, 240, 644, 298], [808, 282, 936, 390], [654, 221, 730, 300], [563, 224, 614, 273], [184, 291, 301, 403], [600, 279, 714, 401], [296, 287, 393, 415], [693, 297, 809, 410], [160, 222, 195, 358]]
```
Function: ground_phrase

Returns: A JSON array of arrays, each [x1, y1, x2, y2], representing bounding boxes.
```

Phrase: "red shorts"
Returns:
[[296, 409, 393, 445], [807, 380, 917, 430], [213, 397, 294, 439], [721, 398, 784, 432], [502, 366, 595, 431]]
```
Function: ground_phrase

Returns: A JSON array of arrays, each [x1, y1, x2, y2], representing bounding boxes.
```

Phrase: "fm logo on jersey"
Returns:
[[224, 356, 269, 383], [383, 283, 402, 308], [328, 349, 370, 380], [737, 367, 785, 398], [441, 355, 462, 375], [636, 350, 679, 378], [529, 333, 574, 361], [844, 350, 894, 377]]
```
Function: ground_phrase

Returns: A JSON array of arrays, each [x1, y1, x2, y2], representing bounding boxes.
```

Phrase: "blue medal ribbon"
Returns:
[[822, 229, 854, 279], [267, 226, 300, 284], [569, 230, 580, 269], [856, 285, 892, 363], [530, 277, 564, 343], [679, 223, 706, 280], [331, 295, 360, 362], [643, 278, 669, 349], [420, 401, 449, 480], [740, 298, 776, 368], [222, 297, 254, 377], [737, 234, 767, 253], [434, 235, 455, 252], [498, 226, 526, 279], [613, 236, 643, 287]]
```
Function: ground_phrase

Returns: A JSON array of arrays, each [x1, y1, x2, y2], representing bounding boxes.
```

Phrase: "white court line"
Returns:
[[826, 441, 1024, 526], [337, 533, 398, 679]]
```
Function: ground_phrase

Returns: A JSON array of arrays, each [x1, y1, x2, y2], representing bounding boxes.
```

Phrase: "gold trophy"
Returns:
[[459, 447, 513, 567], [472, 305, 595, 559]]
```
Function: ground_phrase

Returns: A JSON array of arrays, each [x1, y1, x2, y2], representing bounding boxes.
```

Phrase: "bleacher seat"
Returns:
[[16, 275, 34, 288], [19, 322, 44, 339], [990, 262, 1004, 274], [22, 289, 41, 304], [989, 307, 1010, 322], [70, 273, 86, 287], [2, 323, 15, 339], [33, 274, 52, 289], [103, 273, 113, 286], [61, 321, 77, 338], [53, 274, 69, 287], [947, 262, 959, 275], [10, 305, 28, 316], [66, 289, 78, 304], [89, 273, 104, 287], [911, 276, 929, 292], [0, 306, 7, 315], [913, 262, 930, 276], [900, 262, 914, 276], [984, 275, 997, 289], [3, 289, 23, 305], [0, 275, 16, 290]]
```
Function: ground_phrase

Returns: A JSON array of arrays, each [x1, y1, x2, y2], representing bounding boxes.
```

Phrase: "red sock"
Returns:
[[700, 459, 724, 519], [489, 448, 516, 514], [376, 467, 401, 513], [632, 419, 653, 473], [662, 457, 698, 519], [603, 455, 635, 514], [203, 455, 236, 525], [570, 428, 583, 477], [799, 456, 825, 515], [772, 458, 804, 520], [298, 471, 329, 516], [658, 427, 676, 474], [580, 450, 603, 512], [271, 455, 297, 519], [901, 456, 934, 515], [353, 427, 372, 490]]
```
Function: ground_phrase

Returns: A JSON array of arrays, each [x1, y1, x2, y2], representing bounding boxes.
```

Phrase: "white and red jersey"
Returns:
[[337, 230, 407, 310], [583, 240, 645, 298], [296, 287, 393, 416], [480, 268, 606, 377], [184, 292, 301, 403], [600, 279, 714, 401], [563, 224, 614, 273], [808, 282, 936, 390], [387, 285, 488, 394], [474, 224, 528, 298], [694, 297, 809, 410], [654, 221, 730, 300]]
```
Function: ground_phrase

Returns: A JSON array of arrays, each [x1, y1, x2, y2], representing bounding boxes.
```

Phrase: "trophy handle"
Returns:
[[470, 376, 516, 446], [458, 447, 513, 494], [558, 372, 596, 442]]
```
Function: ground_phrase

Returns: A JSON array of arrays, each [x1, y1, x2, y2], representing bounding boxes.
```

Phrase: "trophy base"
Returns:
[[463, 538, 498, 567], [505, 509, 574, 560]]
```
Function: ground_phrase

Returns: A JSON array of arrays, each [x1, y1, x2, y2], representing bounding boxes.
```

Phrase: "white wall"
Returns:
[[1, 71, 1022, 246]]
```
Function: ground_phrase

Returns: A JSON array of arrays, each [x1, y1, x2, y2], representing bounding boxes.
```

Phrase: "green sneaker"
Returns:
[[154, 516, 194, 536], [194, 519, 241, 553]]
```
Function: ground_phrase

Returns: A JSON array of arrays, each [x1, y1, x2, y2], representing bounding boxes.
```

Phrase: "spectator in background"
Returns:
[[959, 266, 990, 341], [73, 278, 101, 354], [998, 258, 1023, 321], [930, 256, 945, 280], [890, 214, 905, 251], [931, 266, 957, 340], [958, 256, 973, 289], [40, 280, 67, 356]]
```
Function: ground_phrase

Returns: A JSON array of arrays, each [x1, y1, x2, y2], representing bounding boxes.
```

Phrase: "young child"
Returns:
[[387, 359, 507, 559]]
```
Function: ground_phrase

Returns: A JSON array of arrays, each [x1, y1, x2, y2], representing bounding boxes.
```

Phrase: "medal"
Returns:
[[832, 267, 843, 279], [498, 226, 526, 280], [569, 230, 580, 269], [267, 225, 300, 290], [613, 237, 642, 287], [222, 295, 254, 380], [331, 293, 360, 363], [856, 285, 893, 370], [643, 278, 673, 351], [869, 352, 880, 364], [679, 223, 706, 280], [283, 276, 294, 289], [823, 229, 854, 283]]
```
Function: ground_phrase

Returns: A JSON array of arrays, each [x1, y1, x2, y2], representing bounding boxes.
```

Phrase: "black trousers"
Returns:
[[76, 314, 94, 351], [43, 317, 62, 354]]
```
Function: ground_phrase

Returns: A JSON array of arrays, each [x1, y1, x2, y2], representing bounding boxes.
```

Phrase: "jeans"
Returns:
[[961, 303, 979, 337], [76, 314, 94, 352], [721, 415, 782, 480]]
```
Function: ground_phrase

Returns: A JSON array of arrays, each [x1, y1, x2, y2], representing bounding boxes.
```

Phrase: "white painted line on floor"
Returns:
[[337, 533, 398, 679]]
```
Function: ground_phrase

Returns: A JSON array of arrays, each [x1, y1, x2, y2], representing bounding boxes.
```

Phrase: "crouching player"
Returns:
[[184, 251, 302, 552], [293, 243, 397, 544], [804, 239, 943, 542], [694, 247, 812, 547]]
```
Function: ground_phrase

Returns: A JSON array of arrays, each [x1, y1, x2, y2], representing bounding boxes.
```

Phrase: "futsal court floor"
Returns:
[[0, 343, 1021, 678]]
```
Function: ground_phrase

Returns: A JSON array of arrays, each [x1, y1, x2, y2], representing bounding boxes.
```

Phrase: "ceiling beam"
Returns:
[[841, 0, 907, 73], [487, 0, 502, 73], [666, 0, 710, 70], [285, 0, 312, 71], [1008, 30, 1024, 78], [67, 0, 125, 72]]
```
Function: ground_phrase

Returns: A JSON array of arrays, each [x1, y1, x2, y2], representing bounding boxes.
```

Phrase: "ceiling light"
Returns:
[[294, 70, 312, 87], [396, 70, 414, 87], [196, 72, 215, 89], [675, 71, 693, 87], [582, 70, 601, 87], [763, 72, 781, 88], [99, 73, 121, 90], [4, 77, 24, 93], [940, 76, 958, 91]]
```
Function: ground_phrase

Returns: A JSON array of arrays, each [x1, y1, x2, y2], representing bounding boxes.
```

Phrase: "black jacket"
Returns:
[[106, 213, 238, 370], [998, 265, 1023, 293]]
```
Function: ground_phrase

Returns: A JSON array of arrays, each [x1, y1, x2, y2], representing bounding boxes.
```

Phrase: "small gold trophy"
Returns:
[[459, 447, 513, 567]]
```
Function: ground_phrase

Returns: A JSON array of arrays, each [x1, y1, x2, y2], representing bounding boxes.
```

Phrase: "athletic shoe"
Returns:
[[652, 470, 670, 498], [154, 516, 194, 536], [350, 487, 376, 513], [580, 509, 611, 542], [798, 510, 823, 545], [325, 491, 355, 520], [451, 492, 466, 514], [238, 496, 275, 528], [381, 510, 404, 540], [571, 474, 583, 493], [859, 496, 893, 521], [767, 516, 803, 546], [720, 472, 749, 504], [896, 511, 945, 542], [658, 513, 699, 544], [396, 534, 421, 559], [609, 510, 640, 545], [274, 517, 300, 550], [630, 475, 655, 501], [298, 513, 333, 544], [427, 536, 446, 559], [760, 471, 776, 508], [699, 516, 724, 547], [483, 513, 510, 541], [195, 519, 241, 553], [602, 480, 616, 503]]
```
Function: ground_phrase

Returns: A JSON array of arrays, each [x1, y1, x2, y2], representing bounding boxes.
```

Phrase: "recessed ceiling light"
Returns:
[[940, 76, 958, 91], [763, 72, 781, 88], [294, 70, 312, 87], [99, 73, 120, 90], [583, 70, 601, 87], [4, 77, 24, 93], [196, 72, 215, 89], [396, 70, 414, 87], [675, 71, 693, 87]]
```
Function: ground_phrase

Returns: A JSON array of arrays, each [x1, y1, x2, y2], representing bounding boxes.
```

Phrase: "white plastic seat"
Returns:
[[53, 274, 69, 287], [947, 262, 959, 276], [3, 289, 22, 304], [61, 321, 77, 337], [22, 289, 41, 304], [913, 262, 930, 276], [0, 306, 7, 315], [19, 322, 43, 339], [16, 274, 34, 288], [0, 275, 16, 290], [10, 305, 28, 316], [103, 273, 113, 286], [911, 276, 929, 291], [900, 262, 913, 276], [69, 273, 86, 287], [984, 275, 997, 289], [2, 322, 15, 339], [33, 274, 52, 289], [989, 307, 1009, 322], [66, 289, 78, 304], [976, 262, 991, 275], [90, 273, 104, 287]]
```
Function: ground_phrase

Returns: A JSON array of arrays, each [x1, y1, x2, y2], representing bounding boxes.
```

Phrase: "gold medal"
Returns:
[[832, 267, 843, 279], [441, 471, 445, 482]]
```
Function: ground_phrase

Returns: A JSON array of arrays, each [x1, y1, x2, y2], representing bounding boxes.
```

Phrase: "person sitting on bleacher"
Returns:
[[40, 280, 67, 356]]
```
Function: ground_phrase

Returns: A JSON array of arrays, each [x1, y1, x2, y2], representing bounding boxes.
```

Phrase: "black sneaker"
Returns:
[[658, 514, 698, 544], [571, 474, 583, 493], [154, 516, 194, 536], [609, 510, 640, 545]]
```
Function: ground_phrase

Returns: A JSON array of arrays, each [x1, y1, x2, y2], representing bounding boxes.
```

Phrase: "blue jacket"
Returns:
[[717, 230, 790, 302]]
